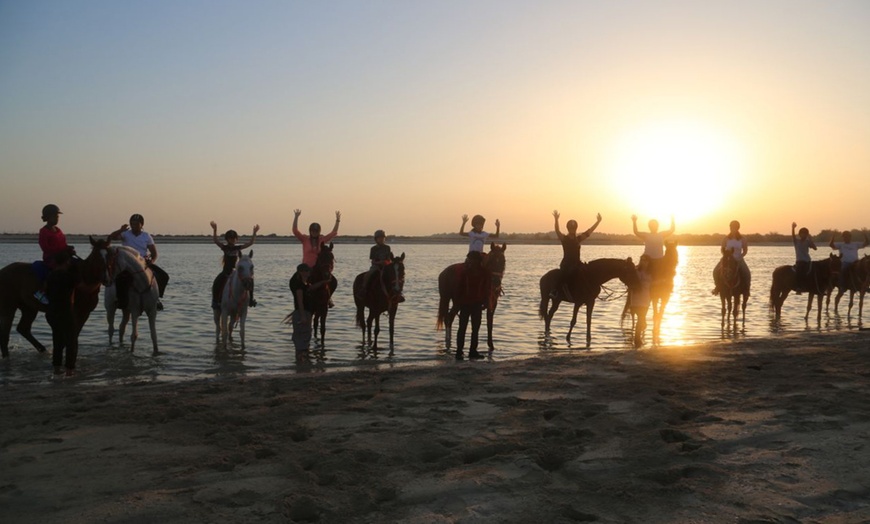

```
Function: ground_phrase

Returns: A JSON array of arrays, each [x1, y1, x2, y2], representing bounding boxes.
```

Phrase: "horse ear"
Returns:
[[329, 242, 334, 250], [399, 252, 405, 261], [626, 257, 633, 264], [90, 235, 96, 247], [502, 243, 507, 251], [249, 250, 253, 258]]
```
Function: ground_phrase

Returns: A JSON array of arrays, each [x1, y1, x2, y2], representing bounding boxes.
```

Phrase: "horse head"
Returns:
[[619, 257, 641, 290], [315, 242, 335, 274], [387, 253, 406, 295], [86, 235, 113, 285], [235, 250, 255, 291]]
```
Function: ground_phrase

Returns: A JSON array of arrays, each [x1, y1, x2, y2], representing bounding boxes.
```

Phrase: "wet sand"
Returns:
[[2, 332, 869, 523]]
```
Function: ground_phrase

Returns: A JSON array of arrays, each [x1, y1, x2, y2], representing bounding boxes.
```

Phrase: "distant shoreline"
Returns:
[[0, 232, 800, 247]]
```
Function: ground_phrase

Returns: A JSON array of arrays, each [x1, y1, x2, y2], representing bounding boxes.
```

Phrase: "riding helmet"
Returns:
[[374, 229, 386, 239], [41, 204, 62, 219]]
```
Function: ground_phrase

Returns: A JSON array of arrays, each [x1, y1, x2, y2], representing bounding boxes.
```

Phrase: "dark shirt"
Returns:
[[369, 244, 393, 264], [220, 244, 244, 274], [560, 236, 582, 270], [289, 273, 312, 312]]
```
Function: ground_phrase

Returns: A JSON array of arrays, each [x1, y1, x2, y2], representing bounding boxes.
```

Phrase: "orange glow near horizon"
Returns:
[[606, 120, 747, 228]]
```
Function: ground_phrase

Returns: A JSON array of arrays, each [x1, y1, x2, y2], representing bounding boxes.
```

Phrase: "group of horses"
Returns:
[[2, 238, 870, 364]]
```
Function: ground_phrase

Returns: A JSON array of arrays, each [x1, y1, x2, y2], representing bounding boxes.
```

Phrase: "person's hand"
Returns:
[[293, 209, 302, 218], [792, 222, 797, 229], [253, 224, 260, 234], [120, 224, 129, 232], [596, 213, 602, 222], [552, 210, 560, 220], [495, 219, 501, 228], [631, 214, 637, 222], [210, 221, 217, 231], [461, 214, 469, 223], [335, 211, 341, 222]]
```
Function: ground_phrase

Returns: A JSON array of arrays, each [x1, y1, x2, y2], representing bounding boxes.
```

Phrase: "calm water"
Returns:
[[0, 242, 861, 386]]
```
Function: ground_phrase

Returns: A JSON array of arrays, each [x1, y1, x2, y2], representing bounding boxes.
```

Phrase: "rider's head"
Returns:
[[843, 230, 852, 242], [798, 227, 810, 239], [729, 220, 740, 233], [566, 219, 578, 233], [471, 215, 485, 231], [129, 214, 144, 233], [374, 229, 386, 243], [224, 230, 239, 243], [41, 204, 62, 222], [648, 219, 659, 233], [309, 222, 321, 237]]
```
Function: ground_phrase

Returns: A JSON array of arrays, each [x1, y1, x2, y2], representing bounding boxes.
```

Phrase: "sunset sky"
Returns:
[[1, 1, 868, 237]]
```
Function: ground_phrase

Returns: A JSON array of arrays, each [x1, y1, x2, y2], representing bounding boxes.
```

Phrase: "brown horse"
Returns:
[[0, 236, 110, 358], [713, 249, 750, 326], [310, 242, 337, 344], [436, 243, 506, 356], [769, 253, 839, 324], [833, 254, 870, 320], [353, 253, 405, 350], [540, 257, 640, 346]]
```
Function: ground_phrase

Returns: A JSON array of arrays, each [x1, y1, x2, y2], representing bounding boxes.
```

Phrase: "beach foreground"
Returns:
[[2, 333, 869, 523]]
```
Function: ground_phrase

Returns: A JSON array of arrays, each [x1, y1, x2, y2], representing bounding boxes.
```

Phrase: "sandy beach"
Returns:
[[2, 332, 869, 523]]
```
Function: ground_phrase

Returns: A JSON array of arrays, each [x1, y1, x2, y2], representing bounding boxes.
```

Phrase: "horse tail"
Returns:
[[539, 272, 552, 320], [355, 303, 365, 329], [353, 273, 366, 329]]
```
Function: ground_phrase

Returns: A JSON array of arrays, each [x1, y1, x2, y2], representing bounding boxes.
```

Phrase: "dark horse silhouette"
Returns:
[[310, 242, 337, 344], [540, 257, 640, 346], [770, 253, 839, 324], [832, 254, 870, 320], [0, 236, 109, 358], [713, 249, 750, 325], [353, 253, 406, 350], [436, 243, 507, 357]]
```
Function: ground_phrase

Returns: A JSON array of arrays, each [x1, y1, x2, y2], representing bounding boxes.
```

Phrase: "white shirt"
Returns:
[[725, 238, 746, 260], [833, 241, 863, 264], [642, 233, 666, 259], [467, 231, 489, 253], [121, 230, 154, 258]]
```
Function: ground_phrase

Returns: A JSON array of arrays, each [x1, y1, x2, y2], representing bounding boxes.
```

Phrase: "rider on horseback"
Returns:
[[360, 229, 404, 302], [632, 214, 675, 280], [552, 210, 601, 300], [459, 214, 500, 269], [210, 221, 259, 309], [792, 222, 817, 293], [713, 220, 750, 296], [829, 230, 869, 291], [34, 204, 75, 305]]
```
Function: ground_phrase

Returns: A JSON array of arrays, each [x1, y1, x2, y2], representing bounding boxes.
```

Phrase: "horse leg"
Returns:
[[15, 308, 47, 353], [585, 303, 594, 347], [847, 291, 855, 318], [444, 304, 459, 349], [0, 313, 14, 357], [388, 306, 397, 349], [366, 312, 375, 347], [545, 300, 560, 335], [239, 311, 246, 350], [119, 310, 130, 347], [566, 304, 580, 343], [319, 311, 326, 345], [129, 311, 139, 352], [373, 314, 381, 349], [469, 304, 482, 358], [486, 305, 495, 351], [214, 308, 221, 344], [805, 293, 814, 322], [147, 309, 159, 355], [816, 293, 823, 325], [220, 311, 230, 347]]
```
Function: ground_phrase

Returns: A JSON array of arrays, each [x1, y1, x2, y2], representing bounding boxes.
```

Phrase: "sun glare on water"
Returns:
[[607, 120, 745, 225]]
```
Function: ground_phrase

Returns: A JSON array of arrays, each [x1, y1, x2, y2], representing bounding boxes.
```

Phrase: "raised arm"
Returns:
[[829, 235, 837, 250], [292, 209, 304, 240], [631, 215, 642, 238], [109, 223, 129, 241], [580, 213, 602, 241], [491, 219, 500, 239], [210, 221, 222, 247], [239, 224, 260, 250], [459, 214, 469, 237], [664, 215, 675, 236], [553, 210, 564, 240]]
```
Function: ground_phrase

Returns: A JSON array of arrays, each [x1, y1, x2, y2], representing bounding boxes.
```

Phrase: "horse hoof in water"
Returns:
[[468, 349, 484, 360]]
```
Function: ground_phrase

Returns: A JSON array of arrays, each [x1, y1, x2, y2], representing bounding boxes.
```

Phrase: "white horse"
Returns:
[[214, 251, 254, 349], [105, 246, 159, 354]]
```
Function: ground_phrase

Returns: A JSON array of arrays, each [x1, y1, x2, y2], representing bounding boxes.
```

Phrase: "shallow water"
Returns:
[[1, 242, 863, 386]]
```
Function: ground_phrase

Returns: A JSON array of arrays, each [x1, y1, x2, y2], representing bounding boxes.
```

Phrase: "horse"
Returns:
[[623, 242, 679, 344], [713, 249, 750, 325], [436, 243, 507, 356], [769, 253, 840, 323], [0, 236, 109, 358], [214, 251, 254, 349], [833, 255, 870, 319], [539, 257, 640, 346], [353, 253, 406, 349], [105, 245, 159, 354], [310, 242, 337, 344]]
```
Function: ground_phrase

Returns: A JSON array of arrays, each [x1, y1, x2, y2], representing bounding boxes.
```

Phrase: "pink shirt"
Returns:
[[39, 226, 68, 267], [293, 227, 337, 267]]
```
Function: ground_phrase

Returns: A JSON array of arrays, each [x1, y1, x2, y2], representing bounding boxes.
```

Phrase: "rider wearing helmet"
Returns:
[[210, 221, 259, 309], [360, 229, 404, 301], [34, 204, 74, 305]]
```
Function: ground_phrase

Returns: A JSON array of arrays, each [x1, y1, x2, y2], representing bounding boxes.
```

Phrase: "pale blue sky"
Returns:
[[1, 1, 868, 236]]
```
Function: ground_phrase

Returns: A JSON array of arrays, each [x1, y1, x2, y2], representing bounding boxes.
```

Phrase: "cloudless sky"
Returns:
[[1, 0, 868, 237]]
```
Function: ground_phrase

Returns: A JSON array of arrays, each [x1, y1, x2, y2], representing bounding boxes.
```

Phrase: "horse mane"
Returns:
[[116, 246, 147, 268]]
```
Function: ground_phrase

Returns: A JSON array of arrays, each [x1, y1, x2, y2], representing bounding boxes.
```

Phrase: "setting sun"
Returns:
[[606, 120, 746, 226]]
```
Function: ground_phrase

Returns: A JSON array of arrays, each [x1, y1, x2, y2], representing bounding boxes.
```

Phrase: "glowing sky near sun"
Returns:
[[1, 1, 868, 237]]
